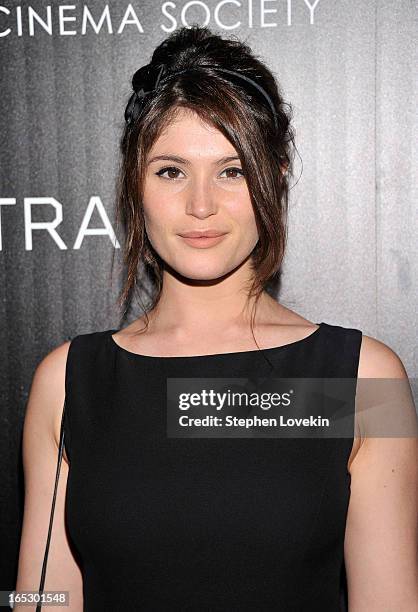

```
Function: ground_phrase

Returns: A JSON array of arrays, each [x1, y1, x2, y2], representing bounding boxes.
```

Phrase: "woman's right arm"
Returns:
[[13, 341, 83, 611]]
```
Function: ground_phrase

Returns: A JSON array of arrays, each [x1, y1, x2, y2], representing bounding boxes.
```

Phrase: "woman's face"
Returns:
[[142, 108, 259, 281]]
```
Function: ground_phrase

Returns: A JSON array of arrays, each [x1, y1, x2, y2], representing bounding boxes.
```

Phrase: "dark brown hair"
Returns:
[[112, 25, 296, 335]]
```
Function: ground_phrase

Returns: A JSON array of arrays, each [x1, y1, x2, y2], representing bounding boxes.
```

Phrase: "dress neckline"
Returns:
[[107, 322, 326, 361]]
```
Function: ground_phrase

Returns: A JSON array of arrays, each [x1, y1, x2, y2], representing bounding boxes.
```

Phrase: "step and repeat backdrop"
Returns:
[[1, 0, 416, 599]]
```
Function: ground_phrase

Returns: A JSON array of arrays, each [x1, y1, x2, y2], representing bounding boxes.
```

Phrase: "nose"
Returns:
[[185, 175, 218, 219]]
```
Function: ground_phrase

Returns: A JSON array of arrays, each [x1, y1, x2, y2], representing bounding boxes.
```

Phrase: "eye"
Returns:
[[154, 166, 245, 181], [220, 167, 245, 179], [155, 166, 184, 180]]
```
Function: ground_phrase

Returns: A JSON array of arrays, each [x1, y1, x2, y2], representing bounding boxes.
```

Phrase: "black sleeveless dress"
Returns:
[[63, 321, 362, 611]]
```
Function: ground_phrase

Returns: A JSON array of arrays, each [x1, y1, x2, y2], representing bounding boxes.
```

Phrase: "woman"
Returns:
[[15, 25, 417, 611]]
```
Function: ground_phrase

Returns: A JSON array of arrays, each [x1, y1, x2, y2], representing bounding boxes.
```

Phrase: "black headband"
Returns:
[[124, 62, 279, 133]]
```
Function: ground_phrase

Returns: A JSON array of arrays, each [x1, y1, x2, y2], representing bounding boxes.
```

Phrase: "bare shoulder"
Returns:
[[357, 333, 408, 379], [348, 331, 416, 470], [16, 338, 82, 603], [27, 339, 71, 461], [348, 331, 414, 473], [35, 339, 71, 380], [344, 334, 418, 607]]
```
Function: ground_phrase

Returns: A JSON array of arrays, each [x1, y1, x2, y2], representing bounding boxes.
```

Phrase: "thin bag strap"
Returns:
[[36, 398, 67, 612]]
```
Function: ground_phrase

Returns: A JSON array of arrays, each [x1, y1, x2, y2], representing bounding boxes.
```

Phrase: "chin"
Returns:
[[169, 260, 237, 282]]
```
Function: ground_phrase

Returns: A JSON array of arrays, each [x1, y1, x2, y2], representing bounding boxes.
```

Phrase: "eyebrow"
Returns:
[[146, 154, 241, 166]]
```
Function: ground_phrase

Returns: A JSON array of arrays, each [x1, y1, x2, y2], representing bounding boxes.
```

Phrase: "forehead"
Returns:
[[149, 108, 237, 159]]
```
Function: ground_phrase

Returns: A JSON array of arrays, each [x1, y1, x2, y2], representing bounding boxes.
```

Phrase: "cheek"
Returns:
[[143, 200, 175, 244], [227, 197, 259, 239]]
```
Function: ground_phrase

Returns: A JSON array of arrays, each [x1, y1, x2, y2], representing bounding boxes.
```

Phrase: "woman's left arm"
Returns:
[[345, 335, 418, 612]]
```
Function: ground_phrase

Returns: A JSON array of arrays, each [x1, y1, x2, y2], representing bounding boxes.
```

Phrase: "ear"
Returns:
[[279, 161, 289, 177], [275, 152, 289, 177]]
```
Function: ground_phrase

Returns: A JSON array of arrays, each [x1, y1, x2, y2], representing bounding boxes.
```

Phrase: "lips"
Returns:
[[178, 231, 228, 249], [179, 230, 227, 238]]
